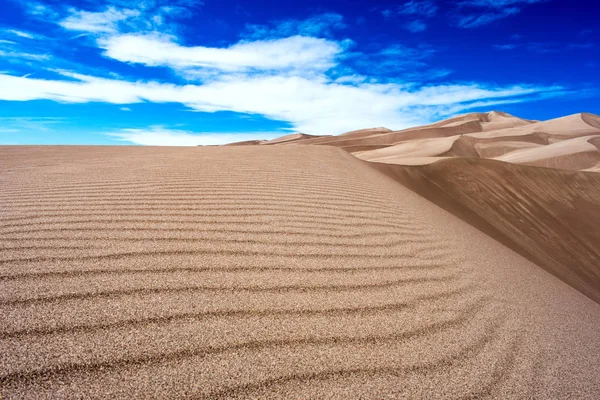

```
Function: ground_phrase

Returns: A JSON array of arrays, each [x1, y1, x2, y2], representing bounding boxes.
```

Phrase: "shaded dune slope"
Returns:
[[1, 146, 600, 398], [372, 158, 600, 304]]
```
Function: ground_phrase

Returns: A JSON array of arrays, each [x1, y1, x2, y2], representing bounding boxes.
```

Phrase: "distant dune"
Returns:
[[259, 111, 600, 172], [2, 112, 600, 398], [361, 113, 600, 168]]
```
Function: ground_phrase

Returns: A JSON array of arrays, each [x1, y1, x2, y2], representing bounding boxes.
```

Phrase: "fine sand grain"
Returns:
[[1, 145, 600, 399]]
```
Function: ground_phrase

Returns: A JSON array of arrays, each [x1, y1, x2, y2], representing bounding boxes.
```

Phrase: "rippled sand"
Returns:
[[1, 145, 599, 399]]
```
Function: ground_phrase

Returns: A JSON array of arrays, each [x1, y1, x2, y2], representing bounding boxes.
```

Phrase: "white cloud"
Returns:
[[60, 6, 141, 33], [119, 106, 131, 111], [100, 34, 343, 74], [4, 29, 38, 39], [0, 71, 563, 136], [110, 127, 278, 146]]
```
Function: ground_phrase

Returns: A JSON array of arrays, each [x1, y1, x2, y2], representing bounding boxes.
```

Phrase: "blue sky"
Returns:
[[0, 0, 598, 145]]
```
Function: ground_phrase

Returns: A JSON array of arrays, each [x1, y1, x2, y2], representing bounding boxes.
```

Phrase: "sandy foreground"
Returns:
[[1, 145, 600, 399]]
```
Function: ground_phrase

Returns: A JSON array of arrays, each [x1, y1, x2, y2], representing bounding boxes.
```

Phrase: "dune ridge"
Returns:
[[257, 111, 600, 172], [2, 145, 600, 398]]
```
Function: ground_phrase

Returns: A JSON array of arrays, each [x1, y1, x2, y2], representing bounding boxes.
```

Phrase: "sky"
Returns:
[[0, 0, 598, 145]]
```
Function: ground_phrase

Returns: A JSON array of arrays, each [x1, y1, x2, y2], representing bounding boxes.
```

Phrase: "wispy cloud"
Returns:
[[396, 0, 438, 18], [453, 0, 548, 28], [458, 0, 547, 6], [345, 43, 447, 81], [0, 30, 52, 64], [380, 1, 438, 32], [453, 8, 519, 28], [244, 13, 347, 39], [31, 1, 197, 38], [404, 20, 428, 33], [60, 6, 141, 34], [3, 29, 39, 39], [494, 44, 518, 50], [0, 50, 51, 61], [493, 41, 596, 53], [26, 1, 60, 19], [0, 116, 67, 134], [381, 0, 438, 18]]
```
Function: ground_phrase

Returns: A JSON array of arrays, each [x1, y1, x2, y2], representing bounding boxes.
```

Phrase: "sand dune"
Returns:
[[467, 113, 600, 142], [495, 135, 600, 170], [353, 136, 460, 163], [426, 110, 535, 131], [2, 145, 600, 398], [232, 112, 600, 171], [264, 133, 327, 145], [373, 158, 600, 304], [349, 112, 600, 169]]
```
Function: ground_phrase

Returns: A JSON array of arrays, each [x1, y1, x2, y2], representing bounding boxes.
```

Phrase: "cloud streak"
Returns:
[[453, 0, 548, 28]]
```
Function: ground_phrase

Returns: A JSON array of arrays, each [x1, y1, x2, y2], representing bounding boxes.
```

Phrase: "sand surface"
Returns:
[[2, 145, 600, 399]]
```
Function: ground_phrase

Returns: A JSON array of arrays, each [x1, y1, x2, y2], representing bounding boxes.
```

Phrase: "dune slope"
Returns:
[[344, 112, 600, 170], [372, 158, 600, 304], [1, 146, 600, 399]]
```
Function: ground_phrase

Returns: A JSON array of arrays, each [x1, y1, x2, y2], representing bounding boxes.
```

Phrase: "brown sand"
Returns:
[[2, 145, 600, 399], [373, 158, 600, 304]]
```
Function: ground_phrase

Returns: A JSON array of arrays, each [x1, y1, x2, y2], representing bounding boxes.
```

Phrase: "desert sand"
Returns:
[[1, 142, 600, 399], [260, 111, 600, 171], [373, 158, 600, 304]]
